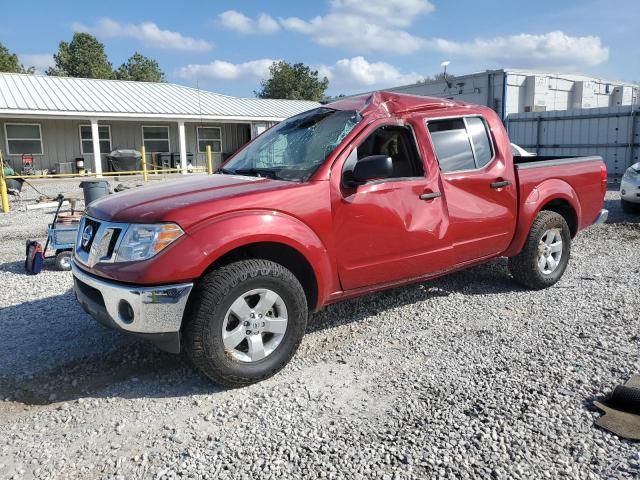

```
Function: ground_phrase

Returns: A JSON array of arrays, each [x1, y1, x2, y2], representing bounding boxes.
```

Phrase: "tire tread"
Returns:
[[508, 211, 571, 290], [184, 259, 307, 387]]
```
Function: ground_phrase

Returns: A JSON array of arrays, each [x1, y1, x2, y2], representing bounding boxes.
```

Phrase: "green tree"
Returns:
[[115, 52, 165, 82], [256, 61, 329, 101], [47, 33, 113, 79], [0, 42, 34, 73]]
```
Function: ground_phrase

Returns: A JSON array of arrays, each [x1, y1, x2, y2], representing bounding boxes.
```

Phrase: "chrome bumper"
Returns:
[[594, 209, 609, 225], [71, 261, 193, 351]]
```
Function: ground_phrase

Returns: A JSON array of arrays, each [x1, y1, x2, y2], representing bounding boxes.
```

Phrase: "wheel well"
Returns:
[[205, 242, 319, 310], [540, 199, 578, 237]]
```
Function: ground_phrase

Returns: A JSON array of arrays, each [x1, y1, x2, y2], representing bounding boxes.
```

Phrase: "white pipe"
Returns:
[[90, 119, 102, 177]]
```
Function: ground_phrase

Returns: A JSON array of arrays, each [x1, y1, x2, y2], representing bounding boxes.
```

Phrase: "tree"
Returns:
[[47, 33, 113, 79], [0, 42, 34, 74], [115, 53, 165, 82], [256, 61, 329, 101]]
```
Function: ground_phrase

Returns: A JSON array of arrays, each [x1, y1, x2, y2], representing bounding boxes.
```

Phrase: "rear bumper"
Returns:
[[71, 260, 193, 353], [593, 209, 609, 225]]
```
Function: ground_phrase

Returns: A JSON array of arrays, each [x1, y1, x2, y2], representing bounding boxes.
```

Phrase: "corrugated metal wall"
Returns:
[[186, 122, 251, 168], [0, 118, 251, 172], [507, 106, 640, 180]]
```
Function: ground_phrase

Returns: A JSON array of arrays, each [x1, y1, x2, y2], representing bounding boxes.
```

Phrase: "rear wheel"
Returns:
[[184, 259, 308, 387], [508, 211, 571, 290]]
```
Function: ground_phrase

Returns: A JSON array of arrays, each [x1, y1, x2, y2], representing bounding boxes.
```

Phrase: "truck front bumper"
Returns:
[[620, 177, 640, 204], [71, 260, 193, 353]]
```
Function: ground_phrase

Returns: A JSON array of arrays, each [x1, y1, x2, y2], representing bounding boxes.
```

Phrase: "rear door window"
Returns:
[[466, 117, 493, 168], [427, 117, 494, 172]]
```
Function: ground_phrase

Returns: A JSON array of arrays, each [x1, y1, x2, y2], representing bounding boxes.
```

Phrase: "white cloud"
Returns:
[[317, 56, 423, 90], [329, 0, 435, 27], [73, 18, 212, 52], [281, 15, 425, 54], [178, 55, 421, 93], [19, 53, 54, 73], [280, 0, 433, 54], [429, 31, 609, 69], [276, 0, 608, 68], [218, 10, 280, 34], [178, 59, 276, 80]]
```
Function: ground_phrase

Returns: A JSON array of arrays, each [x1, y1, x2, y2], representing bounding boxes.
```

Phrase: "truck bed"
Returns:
[[514, 155, 600, 167], [514, 155, 606, 229]]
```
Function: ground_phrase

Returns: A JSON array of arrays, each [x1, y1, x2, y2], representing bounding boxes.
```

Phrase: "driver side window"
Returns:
[[344, 125, 424, 182]]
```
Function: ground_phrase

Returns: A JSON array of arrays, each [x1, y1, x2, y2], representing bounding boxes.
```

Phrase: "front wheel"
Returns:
[[508, 211, 571, 290], [184, 259, 308, 387]]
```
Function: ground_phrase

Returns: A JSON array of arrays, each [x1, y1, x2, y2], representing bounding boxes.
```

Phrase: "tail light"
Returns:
[[600, 163, 608, 194]]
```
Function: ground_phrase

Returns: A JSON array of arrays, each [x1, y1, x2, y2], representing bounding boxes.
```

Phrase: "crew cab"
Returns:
[[71, 91, 608, 386]]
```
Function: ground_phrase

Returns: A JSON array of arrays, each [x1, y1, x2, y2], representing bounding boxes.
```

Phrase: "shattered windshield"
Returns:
[[221, 107, 361, 182]]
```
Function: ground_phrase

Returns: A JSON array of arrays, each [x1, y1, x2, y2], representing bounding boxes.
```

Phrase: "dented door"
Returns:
[[333, 176, 453, 290]]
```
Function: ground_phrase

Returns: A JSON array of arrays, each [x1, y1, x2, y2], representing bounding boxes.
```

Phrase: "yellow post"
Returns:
[[206, 144, 213, 175], [0, 151, 9, 213], [141, 145, 148, 182]]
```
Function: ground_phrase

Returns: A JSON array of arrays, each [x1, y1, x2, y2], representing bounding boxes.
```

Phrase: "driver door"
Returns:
[[331, 119, 453, 291]]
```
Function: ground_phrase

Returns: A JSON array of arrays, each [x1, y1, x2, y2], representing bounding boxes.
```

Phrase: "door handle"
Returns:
[[419, 191, 442, 200], [490, 180, 511, 189]]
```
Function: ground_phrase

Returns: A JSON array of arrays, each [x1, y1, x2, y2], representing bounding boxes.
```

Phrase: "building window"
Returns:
[[142, 126, 170, 153], [197, 126, 222, 153], [79, 125, 112, 154], [5, 123, 43, 155], [426, 116, 494, 172]]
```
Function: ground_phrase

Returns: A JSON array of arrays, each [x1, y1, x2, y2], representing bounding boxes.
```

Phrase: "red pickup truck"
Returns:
[[72, 92, 608, 386]]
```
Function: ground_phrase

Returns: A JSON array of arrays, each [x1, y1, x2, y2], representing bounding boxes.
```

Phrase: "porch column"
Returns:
[[177, 121, 187, 175], [90, 119, 103, 177]]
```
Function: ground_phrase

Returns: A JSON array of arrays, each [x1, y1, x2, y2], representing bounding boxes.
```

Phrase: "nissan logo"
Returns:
[[81, 224, 94, 247]]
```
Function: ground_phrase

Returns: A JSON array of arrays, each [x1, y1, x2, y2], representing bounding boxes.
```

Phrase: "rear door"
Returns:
[[425, 115, 517, 264]]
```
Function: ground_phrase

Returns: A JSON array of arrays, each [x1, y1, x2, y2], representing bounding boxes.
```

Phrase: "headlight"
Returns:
[[624, 168, 639, 179], [116, 223, 184, 262]]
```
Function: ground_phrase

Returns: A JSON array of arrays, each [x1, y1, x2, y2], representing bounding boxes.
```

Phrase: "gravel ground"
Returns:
[[0, 180, 639, 479]]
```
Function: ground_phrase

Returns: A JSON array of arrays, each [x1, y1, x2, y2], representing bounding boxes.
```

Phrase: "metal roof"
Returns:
[[0, 73, 320, 121]]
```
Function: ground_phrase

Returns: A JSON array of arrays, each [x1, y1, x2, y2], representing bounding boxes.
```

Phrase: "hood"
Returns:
[[86, 174, 299, 229]]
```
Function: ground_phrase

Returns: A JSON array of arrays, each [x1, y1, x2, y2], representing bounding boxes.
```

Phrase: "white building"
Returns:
[[381, 69, 639, 119], [0, 73, 319, 174]]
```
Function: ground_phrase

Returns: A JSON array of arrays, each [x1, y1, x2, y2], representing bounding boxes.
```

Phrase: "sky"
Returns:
[[2, 0, 639, 97]]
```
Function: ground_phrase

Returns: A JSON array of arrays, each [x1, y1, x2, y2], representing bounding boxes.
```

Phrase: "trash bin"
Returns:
[[171, 152, 194, 169], [79, 179, 110, 205], [106, 149, 142, 172], [157, 153, 172, 170]]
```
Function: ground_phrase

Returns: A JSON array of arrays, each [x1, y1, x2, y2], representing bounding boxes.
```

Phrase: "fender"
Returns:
[[503, 178, 582, 257], [188, 209, 334, 308]]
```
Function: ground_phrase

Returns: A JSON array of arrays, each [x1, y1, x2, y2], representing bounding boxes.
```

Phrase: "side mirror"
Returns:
[[347, 155, 393, 186]]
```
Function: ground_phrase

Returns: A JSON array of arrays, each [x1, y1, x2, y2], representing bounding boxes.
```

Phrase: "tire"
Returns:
[[184, 259, 308, 387], [508, 211, 571, 290], [621, 199, 639, 214], [55, 250, 73, 271]]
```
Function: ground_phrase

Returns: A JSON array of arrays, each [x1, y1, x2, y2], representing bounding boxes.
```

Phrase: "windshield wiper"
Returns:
[[229, 168, 280, 179]]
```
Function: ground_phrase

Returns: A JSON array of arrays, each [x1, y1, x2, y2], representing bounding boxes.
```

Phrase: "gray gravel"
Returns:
[[0, 183, 639, 479]]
